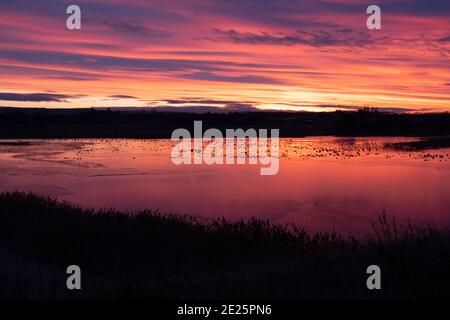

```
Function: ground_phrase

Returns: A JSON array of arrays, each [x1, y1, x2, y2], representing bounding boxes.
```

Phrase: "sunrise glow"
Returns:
[[0, 0, 449, 112]]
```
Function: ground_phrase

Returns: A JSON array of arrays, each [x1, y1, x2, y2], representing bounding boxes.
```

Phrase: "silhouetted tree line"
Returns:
[[0, 108, 448, 138]]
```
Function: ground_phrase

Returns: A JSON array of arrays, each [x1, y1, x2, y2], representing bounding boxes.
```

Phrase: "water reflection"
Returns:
[[0, 137, 449, 236]]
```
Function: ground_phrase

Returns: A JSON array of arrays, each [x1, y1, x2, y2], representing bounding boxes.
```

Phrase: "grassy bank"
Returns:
[[0, 192, 449, 299]]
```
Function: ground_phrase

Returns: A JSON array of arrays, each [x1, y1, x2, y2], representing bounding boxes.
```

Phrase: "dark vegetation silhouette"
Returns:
[[385, 136, 450, 151], [1, 192, 449, 299], [0, 108, 449, 138]]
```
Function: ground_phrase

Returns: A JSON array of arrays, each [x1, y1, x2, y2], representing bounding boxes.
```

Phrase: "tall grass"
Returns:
[[0, 192, 449, 299]]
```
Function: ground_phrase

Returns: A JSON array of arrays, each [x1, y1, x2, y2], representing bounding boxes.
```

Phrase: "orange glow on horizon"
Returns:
[[0, 1, 448, 112]]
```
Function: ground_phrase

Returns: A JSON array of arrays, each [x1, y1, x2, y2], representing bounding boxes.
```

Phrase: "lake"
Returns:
[[0, 137, 449, 236]]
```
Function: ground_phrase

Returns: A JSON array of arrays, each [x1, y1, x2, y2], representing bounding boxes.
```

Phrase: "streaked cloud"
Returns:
[[109, 95, 138, 99], [0, 0, 448, 112], [0, 92, 78, 102]]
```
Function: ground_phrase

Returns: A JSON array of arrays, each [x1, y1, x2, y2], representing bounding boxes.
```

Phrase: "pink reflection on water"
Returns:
[[0, 137, 449, 236]]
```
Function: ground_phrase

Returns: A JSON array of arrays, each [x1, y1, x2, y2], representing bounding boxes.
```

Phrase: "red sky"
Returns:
[[0, 0, 449, 112]]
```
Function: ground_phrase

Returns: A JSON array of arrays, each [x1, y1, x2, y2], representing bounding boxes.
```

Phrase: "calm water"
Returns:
[[0, 137, 449, 236]]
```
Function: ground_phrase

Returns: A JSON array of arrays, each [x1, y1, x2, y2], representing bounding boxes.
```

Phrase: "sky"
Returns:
[[0, 0, 449, 112]]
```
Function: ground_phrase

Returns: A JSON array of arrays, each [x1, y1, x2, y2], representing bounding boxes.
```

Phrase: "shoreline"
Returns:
[[0, 109, 449, 139], [1, 192, 449, 299]]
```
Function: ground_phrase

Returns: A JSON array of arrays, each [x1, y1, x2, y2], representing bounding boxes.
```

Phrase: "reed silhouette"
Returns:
[[0, 192, 449, 299]]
